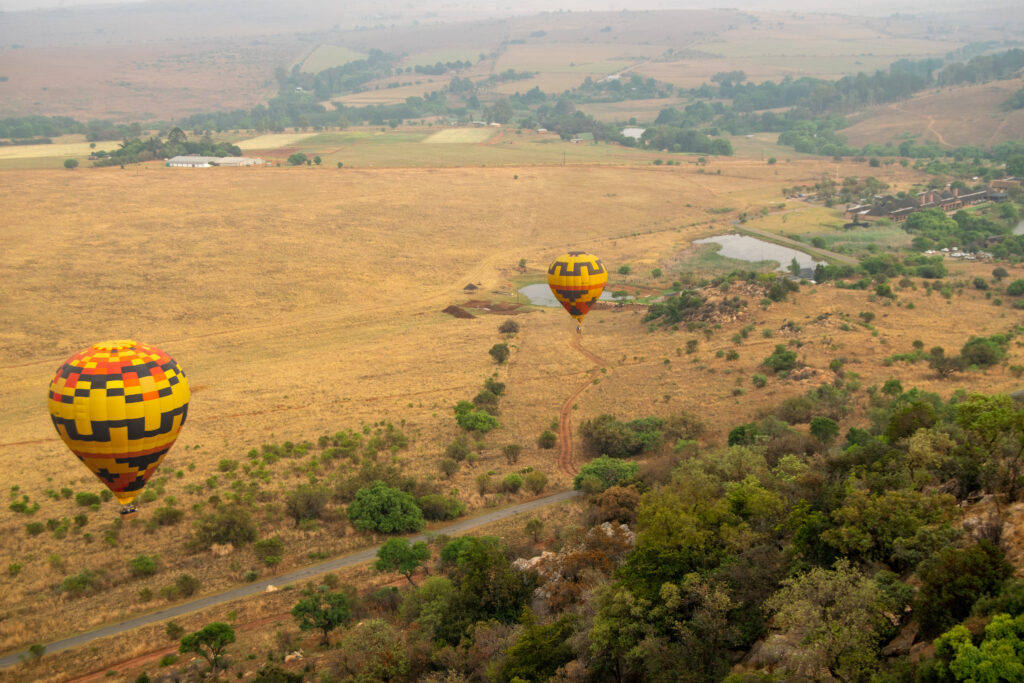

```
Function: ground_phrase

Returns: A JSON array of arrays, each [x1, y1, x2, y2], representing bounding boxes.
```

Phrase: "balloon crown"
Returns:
[[93, 339, 139, 351]]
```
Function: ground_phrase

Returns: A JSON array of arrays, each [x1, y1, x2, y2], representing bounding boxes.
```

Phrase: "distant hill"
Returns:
[[841, 77, 1024, 149]]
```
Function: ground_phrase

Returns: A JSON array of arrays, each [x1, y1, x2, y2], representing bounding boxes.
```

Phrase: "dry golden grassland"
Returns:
[[841, 77, 1024, 149], [3, 159, 1023, 676]]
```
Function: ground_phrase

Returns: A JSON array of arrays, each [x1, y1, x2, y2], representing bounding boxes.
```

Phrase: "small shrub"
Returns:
[[138, 587, 153, 602], [174, 574, 201, 597], [165, 622, 185, 640], [129, 554, 159, 577], [499, 319, 519, 335], [151, 506, 183, 527], [751, 374, 767, 388], [25, 522, 45, 536], [254, 537, 285, 566], [501, 474, 524, 494], [61, 569, 101, 597], [8, 562, 23, 577], [524, 471, 548, 494], [75, 492, 101, 507], [537, 430, 557, 449]]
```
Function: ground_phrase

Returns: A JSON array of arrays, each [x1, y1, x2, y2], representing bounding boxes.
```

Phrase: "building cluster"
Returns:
[[845, 184, 1010, 224]]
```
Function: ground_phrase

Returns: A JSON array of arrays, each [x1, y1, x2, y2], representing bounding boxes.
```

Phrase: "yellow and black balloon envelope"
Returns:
[[547, 252, 608, 324], [47, 340, 189, 507]]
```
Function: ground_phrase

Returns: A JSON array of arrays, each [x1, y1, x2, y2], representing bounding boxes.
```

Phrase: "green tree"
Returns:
[[453, 400, 499, 433], [500, 611, 577, 682], [285, 484, 330, 526], [187, 504, 258, 550], [916, 540, 1014, 636], [63, 158, 78, 170], [179, 622, 235, 673], [932, 613, 1024, 681], [290, 585, 352, 645], [287, 152, 308, 166], [313, 155, 322, 165], [573, 456, 639, 492], [765, 561, 893, 682], [347, 481, 424, 533], [334, 619, 410, 680], [809, 416, 839, 445], [375, 538, 430, 586]]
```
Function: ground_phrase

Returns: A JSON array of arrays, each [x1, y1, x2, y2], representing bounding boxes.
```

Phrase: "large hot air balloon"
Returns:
[[547, 252, 607, 328], [47, 340, 190, 515]]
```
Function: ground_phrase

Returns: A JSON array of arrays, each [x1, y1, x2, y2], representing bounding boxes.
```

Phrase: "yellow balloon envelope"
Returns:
[[547, 252, 608, 324], [47, 340, 189, 509]]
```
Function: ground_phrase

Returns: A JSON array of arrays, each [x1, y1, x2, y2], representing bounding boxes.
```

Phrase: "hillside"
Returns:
[[842, 77, 1024, 149]]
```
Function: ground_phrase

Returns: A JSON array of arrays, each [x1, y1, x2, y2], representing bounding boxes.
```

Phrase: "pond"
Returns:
[[518, 283, 622, 307], [693, 233, 823, 272]]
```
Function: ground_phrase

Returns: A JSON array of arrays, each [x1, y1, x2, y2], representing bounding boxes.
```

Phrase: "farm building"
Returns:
[[166, 155, 264, 168]]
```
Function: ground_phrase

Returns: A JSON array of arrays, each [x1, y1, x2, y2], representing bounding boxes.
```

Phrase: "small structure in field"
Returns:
[[167, 155, 264, 168]]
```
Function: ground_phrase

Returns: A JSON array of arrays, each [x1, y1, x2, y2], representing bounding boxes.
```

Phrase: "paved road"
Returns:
[[0, 489, 581, 670]]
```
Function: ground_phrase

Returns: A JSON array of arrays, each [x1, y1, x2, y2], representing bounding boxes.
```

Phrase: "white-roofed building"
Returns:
[[166, 155, 264, 167]]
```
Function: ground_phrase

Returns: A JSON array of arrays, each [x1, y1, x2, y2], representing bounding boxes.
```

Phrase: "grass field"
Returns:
[[300, 45, 366, 73], [236, 132, 318, 151], [3, 156, 1024, 676], [423, 128, 498, 144], [0, 140, 123, 160]]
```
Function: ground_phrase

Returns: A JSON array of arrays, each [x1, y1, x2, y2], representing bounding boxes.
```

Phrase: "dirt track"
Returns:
[[557, 333, 611, 475]]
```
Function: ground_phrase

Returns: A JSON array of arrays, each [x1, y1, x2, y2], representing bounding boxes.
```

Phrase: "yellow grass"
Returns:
[[300, 45, 366, 73], [0, 140, 122, 160], [423, 128, 497, 144], [3, 157, 1023, 666], [236, 133, 317, 151]]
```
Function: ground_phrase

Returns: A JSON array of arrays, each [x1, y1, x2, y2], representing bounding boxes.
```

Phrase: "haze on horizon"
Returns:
[[0, 0, 990, 16]]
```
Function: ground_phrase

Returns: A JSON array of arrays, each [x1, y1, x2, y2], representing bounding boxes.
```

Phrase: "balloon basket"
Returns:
[[119, 504, 138, 518]]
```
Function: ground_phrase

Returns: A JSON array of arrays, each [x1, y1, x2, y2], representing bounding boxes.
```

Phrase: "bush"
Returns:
[[499, 319, 519, 335], [416, 494, 465, 521], [25, 521, 45, 536], [75, 492, 101, 507], [489, 343, 510, 364], [501, 474, 523, 494], [751, 373, 768, 388], [762, 344, 799, 373], [439, 458, 459, 478], [188, 504, 258, 551], [61, 569, 102, 597], [347, 481, 425, 534], [254, 537, 284, 565], [579, 414, 663, 458], [129, 554, 159, 577], [175, 574, 201, 597], [572, 456, 639, 492], [151, 506, 183, 526], [503, 444, 522, 465], [524, 471, 548, 494], [454, 401, 499, 433], [285, 484, 330, 526], [537, 430, 557, 449]]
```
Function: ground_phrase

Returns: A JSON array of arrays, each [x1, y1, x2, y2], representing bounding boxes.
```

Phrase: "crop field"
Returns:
[[235, 133, 318, 151], [423, 128, 498, 144], [0, 140, 123, 160], [300, 45, 366, 73]]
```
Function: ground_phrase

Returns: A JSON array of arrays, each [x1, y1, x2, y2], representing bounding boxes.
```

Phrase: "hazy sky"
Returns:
[[0, 0, 962, 13]]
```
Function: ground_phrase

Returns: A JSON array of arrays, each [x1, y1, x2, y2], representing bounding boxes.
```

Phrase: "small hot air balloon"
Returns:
[[547, 252, 607, 329], [47, 340, 189, 515]]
